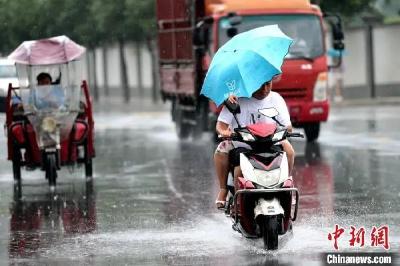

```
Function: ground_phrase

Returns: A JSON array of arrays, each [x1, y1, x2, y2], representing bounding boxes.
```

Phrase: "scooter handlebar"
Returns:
[[217, 132, 241, 141], [286, 132, 304, 138]]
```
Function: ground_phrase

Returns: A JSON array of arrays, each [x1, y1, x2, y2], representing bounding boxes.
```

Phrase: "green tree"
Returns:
[[92, 0, 156, 102], [0, 0, 156, 102], [125, 0, 156, 97], [312, 0, 378, 18], [91, 0, 131, 102]]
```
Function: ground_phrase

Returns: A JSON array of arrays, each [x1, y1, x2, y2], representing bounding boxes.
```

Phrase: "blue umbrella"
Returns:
[[200, 24, 292, 106]]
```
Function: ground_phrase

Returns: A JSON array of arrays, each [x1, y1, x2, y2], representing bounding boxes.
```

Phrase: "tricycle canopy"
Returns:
[[8, 35, 85, 65], [8, 35, 85, 90]]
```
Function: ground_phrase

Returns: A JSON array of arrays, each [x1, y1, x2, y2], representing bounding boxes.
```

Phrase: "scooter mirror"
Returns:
[[259, 107, 279, 118], [224, 99, 241, 114]]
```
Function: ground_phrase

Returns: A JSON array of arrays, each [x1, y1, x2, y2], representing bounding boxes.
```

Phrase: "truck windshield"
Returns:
[[219, 14, 324, 59]]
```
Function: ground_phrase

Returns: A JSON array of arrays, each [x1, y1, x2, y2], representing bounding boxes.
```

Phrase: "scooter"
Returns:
[[221, 100, 303, 250]]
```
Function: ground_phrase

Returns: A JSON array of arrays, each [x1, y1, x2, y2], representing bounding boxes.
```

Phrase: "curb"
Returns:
[[331, 97, 400, 107]]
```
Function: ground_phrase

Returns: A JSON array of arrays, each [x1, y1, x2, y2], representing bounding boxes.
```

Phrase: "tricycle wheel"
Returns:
[[12, 147, 22, 182], [85, 158, 93, 177], [45, 153, 57, 188], [12, 159, 21, 182], [84, 144, 93, 177]]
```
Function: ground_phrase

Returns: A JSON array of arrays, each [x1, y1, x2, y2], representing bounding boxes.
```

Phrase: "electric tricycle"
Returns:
[[4, 36, 95, 191]]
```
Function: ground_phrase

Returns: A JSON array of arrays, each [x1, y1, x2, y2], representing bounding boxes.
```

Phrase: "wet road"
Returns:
[[0, 101, 399, 265]]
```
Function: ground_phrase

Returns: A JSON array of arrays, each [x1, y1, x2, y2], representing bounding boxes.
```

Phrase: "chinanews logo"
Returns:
[[327, 224, 390, 250]]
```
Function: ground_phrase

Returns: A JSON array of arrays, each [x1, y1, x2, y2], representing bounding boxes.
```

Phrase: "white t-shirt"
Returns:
[[218, 91, 291, 129]]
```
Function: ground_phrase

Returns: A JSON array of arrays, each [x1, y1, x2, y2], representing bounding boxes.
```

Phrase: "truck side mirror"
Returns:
[[224, 99, 241, 114], [227, 12, 242, 26], [193, 27, 208, 46], [226, 27, 238, 38], [225, 12, 241, 39], [193, 17, 214, 46], [331, 23, 345, 50], [324, 13, 345, 51], [324, 13, 345, 68]]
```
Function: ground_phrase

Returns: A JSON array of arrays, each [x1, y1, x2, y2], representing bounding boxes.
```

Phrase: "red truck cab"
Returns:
[[156, 0, 344, 141]]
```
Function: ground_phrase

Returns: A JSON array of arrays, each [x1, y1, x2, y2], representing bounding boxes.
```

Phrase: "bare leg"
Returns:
[[233, 166, 242, 191], [281, 140, 295, 175], [214, 151, 229, 203]]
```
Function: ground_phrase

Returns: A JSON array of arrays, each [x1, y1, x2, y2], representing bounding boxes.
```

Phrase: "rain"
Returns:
[[0, 0, 399, 265]]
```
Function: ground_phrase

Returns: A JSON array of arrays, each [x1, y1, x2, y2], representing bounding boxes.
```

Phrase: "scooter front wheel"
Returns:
[[261, 215, 279, 250], [45, 153, 57, 188]]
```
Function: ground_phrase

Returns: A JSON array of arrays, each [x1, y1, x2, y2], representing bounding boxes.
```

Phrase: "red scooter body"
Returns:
[[222, 110, 302, 250]]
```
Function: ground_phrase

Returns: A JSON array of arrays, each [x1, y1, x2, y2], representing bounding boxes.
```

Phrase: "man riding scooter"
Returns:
[[214, 80, 295, 209]]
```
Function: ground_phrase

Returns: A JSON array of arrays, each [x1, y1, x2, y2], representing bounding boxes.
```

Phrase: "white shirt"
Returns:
[[217, 91, 291, 129]]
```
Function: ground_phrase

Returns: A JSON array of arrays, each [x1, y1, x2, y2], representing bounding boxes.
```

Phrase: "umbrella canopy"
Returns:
[[8, 35, 86, 65], [200, 25, 292, 106]]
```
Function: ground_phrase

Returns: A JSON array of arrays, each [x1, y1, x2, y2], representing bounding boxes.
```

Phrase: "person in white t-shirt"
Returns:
[[214, 80, 295, 209]]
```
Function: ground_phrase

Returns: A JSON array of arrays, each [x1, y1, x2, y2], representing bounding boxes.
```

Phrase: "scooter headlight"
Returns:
[[253, 168, 281, 187], [239, 131, 255, 141], [42, 117, 57, 133]]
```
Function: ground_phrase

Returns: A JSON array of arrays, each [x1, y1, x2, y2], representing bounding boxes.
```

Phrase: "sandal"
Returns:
[[215, 188, 228, 209]]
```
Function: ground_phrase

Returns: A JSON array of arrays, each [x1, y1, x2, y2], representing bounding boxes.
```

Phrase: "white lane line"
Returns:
[[161, 159, 185, 202]]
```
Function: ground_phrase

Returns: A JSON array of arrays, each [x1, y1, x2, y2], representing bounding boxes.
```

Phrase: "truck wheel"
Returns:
[[304, 122, 320, 142], [192, 111, 204, 139], [175, 108, 191, 139]]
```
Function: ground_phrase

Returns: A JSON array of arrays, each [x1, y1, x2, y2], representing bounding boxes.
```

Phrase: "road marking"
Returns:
[[161, 159, 185, 202]]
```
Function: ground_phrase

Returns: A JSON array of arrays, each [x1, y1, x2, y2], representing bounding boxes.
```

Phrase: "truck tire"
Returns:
[[175, 107, 191, 139], [304, 122, 320, 142], [192, 102, 207, 139]]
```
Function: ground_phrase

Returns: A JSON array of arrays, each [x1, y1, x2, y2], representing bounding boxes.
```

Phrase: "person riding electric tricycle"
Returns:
[[4, 35, 95, 193]]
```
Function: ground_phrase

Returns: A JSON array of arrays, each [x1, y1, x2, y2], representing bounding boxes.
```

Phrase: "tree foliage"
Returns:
[[0, 0, 156, 54], [312, 0, 378, 18]]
